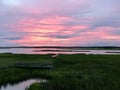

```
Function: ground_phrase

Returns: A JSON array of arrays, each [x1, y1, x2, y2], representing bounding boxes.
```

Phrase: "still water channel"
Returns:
[[0, 79, 46, 90], [0, 48, 120, 55]]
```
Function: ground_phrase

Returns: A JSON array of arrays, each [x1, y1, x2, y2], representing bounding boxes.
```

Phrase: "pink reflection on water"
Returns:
[[1, 79, 46, 90]]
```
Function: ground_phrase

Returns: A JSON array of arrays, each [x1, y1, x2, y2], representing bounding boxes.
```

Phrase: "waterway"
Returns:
[[0, 79, 46, 90], [0, 48, 120, 55]]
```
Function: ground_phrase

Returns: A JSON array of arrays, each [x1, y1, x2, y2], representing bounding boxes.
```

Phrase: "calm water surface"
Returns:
[[0, 48, 120, 55], [0, 79, 46, 90]]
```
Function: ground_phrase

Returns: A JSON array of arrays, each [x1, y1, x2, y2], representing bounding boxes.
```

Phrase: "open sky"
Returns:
[[0, 0, 120, 46]]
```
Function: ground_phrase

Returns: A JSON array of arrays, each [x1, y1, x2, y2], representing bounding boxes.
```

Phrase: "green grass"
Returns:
[[25, 83, 45, 90], [0, 53, 120, 90], [27, 54, 120, 90], [0, 53, 54, 86], [0, 53, 53, 67]]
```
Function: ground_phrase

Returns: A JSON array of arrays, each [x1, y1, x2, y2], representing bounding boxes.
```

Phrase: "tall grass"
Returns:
[[0, 53, 53, 67], [0, 54, 120, 90], [0, 68, 53, 87], [0, 53, 53, 87], [27, 54, 120, 90]]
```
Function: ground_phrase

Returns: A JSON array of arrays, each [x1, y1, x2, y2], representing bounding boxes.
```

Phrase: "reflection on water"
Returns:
[[0, 48, 120, 55], [0, 79, 46, 90]]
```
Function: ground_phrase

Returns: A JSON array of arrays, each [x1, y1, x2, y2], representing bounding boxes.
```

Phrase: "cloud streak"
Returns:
[[0, 0, 120, 46]]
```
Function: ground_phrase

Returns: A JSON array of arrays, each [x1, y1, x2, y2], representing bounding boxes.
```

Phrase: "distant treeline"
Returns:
[[0, 46, 120, 50]]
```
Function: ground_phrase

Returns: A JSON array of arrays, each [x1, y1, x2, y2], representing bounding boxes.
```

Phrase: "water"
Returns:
[[0, 79, 46, 90], [0, 48, 120, 55]]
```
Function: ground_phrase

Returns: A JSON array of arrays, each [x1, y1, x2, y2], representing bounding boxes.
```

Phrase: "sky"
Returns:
[[0, 0, 120, 46]]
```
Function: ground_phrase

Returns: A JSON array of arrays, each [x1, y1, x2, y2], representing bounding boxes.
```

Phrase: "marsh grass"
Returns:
[[0, 54, 120, 90], [0, 53, 53, 67], [0, 53, 53, 86], [28, 54, 120, 90]]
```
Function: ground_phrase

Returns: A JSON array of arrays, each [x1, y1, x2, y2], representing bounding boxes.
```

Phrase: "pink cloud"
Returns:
[[1, 0, 119, 46]]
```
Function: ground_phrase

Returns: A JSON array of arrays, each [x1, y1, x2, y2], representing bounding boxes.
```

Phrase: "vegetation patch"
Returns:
[[0, 53, 120, 90]]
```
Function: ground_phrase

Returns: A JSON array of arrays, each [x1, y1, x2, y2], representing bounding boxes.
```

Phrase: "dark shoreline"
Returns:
[[33, 50, 91, 52], [0, 46, 120, 50], [106, 52, 120, 53]]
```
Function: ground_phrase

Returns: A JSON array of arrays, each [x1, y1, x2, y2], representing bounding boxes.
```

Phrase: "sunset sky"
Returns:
[[0, 0, 120, 46]]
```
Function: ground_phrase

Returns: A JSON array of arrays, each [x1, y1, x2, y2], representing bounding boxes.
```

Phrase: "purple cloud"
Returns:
[[0, 0, 120, 46]]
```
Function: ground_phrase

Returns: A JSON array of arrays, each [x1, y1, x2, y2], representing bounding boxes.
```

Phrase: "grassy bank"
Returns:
[[0, 53, 53, 67], [27, 54, 120, 90], [0, 53, 120, 90], [0, 53, 54, 86]]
